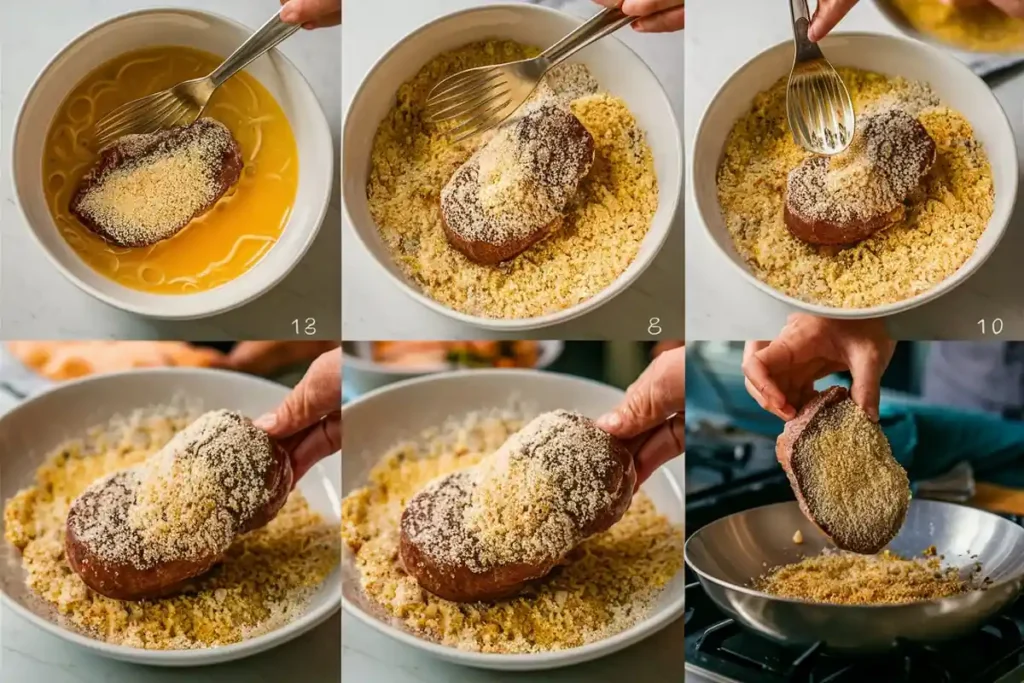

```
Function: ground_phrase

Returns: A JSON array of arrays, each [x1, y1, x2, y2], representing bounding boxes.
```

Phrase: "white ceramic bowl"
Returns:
[[690, 33, 1018, 319], [341, 340, 564, 396], [11, 9, 334, 319], [341, 370, 685, 671], [0, 368, 341, 666], [342, 4, 682, 331]]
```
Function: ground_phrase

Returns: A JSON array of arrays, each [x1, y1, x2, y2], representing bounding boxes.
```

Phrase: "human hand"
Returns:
[[592, 0, 685, 33], [596, 346, 684, 488], [253, 348, 341, 483], [945, 0, 1024, 18], [806, 0, 859, 42], [742, 314, 894, 422], [279, 0, 341, 29]]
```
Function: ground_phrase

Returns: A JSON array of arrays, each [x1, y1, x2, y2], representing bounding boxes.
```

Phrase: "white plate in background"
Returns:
[[342, 340, 564, 395]]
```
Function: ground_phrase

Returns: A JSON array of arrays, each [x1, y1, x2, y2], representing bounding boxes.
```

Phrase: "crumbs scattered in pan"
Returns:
[[754, 548, 983, 605]]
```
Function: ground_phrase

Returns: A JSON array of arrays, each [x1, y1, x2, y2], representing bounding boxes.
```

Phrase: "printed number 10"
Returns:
[[978, 319, 1004, 335]]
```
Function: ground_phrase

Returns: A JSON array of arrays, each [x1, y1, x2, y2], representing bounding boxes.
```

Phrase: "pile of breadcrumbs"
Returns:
[[755, 548, 978, 605], [366, 40, 658, 319], [3, 407, 340, 650], [341, 410, 684, 654], [717, 68, 993, 308]]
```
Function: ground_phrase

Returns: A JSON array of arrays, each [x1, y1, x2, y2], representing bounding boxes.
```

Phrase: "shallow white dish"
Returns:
[[342, 4, 682, 331], [690, 32, 1017, 319], [341, 369, 685, 671], [11, 8, 334, 320], [341, 340, 564, 395], [0, 368, 341, 667]]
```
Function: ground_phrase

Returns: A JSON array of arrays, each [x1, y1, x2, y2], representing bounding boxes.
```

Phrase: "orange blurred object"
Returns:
[[370, 341, 540, 369], [7, 342, 224, 381]]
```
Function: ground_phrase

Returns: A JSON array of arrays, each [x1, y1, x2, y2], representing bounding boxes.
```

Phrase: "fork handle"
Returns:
[[539, 7, 637, 67], [209, 12, 301, 88], [790, 0, 825, 62]]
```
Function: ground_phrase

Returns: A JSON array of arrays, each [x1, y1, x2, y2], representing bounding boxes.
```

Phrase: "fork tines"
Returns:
[[788, 65, 854, 156], [425, 66, 513, 143], [93, 91, 193, 149]]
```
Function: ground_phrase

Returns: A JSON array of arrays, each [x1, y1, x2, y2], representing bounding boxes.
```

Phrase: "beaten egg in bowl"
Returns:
[[42, 45, 299, 294]]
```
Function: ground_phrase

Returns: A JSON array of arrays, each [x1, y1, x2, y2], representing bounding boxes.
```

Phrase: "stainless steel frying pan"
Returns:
[[685, 500, 1024, 654]]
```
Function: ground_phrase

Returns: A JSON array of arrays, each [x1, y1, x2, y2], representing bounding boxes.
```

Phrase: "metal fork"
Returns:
[[92, 11, 300, 149], [786, 0, 855, 156], [425, 7, 635, 143]]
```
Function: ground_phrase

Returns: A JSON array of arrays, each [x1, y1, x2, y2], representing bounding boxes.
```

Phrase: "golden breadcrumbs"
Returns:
[[366, 40, 657, 319], [3, 407, 340, 649], [891, 0, 1024, 52], [718, 69, 993, 308], [754, 549, 978, 605], [341, 411, 683, 653]]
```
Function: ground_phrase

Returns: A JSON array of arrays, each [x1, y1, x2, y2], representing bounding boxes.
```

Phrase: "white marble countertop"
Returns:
[[686, 0, 1024, 340], [341, 0, 684, 341], [0, 364, 341, 682], [0, 0, 341, 340]]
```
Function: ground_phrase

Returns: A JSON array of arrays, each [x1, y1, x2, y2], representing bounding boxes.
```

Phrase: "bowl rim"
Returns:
[[10, 6, 335, 320], [341, 2, 682, 331], [689, 31, 1019, 320], [339, 368, 687, 669], [684, 500, 1024, 611], [0, 366, 342, 665]]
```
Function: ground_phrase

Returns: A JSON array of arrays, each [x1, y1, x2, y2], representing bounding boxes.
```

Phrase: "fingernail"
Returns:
[[303, 21, 316, 30], [596, 412, 622, 431], [253, 412, 277, 430], [807, 24, 820, 42], [632, 19, 647, 32]]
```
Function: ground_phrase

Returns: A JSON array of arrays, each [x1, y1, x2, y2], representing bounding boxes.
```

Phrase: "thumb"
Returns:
[[597, 348, 684, 439], [847, 344, 885, 422], [280, 0, 340, 25], [254, 349, 341, 438]]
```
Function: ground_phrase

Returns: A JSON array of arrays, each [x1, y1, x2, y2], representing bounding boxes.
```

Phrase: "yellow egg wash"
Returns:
[[42, 46, 299, 294], [891, 0, 1024, 52]]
